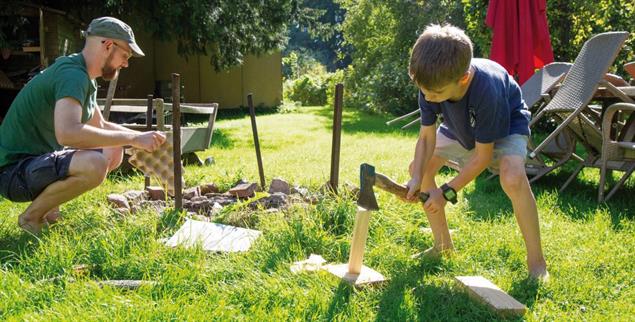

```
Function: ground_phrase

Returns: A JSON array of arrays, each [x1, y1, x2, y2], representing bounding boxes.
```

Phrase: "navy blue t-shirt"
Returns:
[[419, 58, 530, 150]]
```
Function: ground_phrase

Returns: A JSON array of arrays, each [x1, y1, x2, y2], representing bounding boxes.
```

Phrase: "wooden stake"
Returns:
[[103, 76, 118, 121], [329, 83, 343, 192], [248, 94, 266, 189], [171, 73, 183, 211], [145, 94, 153, 189]]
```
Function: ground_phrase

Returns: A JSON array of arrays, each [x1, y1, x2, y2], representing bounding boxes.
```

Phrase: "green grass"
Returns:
[[1, 105, 633, 321]]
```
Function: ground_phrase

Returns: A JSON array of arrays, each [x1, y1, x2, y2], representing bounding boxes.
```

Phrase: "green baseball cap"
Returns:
[[85, 16, 144, 57]]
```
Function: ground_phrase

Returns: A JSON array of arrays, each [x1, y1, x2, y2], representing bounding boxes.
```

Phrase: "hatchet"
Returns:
[[326, 163, 429, 285], [357, 163, 429, 210]]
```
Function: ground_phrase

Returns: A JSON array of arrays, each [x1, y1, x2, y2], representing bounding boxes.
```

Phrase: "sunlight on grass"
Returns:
[[1, 105, 633, 320]]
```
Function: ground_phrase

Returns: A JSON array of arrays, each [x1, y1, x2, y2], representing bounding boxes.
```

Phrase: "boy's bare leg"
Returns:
[[18, 151, 110, 234], [411, 155, 454, 259], [499, 155, 548, 279]]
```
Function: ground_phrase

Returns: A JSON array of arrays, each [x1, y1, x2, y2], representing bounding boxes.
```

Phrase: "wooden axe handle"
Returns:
[[374, 172, 408, 198], [375, 172, 429, 202]]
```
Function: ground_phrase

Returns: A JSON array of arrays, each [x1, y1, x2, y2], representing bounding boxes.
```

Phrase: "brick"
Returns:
[[228, 182, 257, 198], [146, 186, 166, 201]]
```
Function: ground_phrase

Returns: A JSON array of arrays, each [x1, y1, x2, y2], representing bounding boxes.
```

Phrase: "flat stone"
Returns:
[[107, 194, 129, 209], [199, 183, 220, 195], [123, 190, 148, 205], [140, 200, 166, 213], [268, 178, 290, 194], [146, 186, 166, 201], [249, 192, 288, 210], [183, 187, 201, 200], [228, 182, 257, 198]]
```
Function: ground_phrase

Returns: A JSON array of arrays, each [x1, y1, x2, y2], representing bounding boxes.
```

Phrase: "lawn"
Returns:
[[1, 105, 633, 321]]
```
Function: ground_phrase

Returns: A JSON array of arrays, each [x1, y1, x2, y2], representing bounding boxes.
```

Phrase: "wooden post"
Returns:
[[347, 207, 371, 274], [324, 206, 386, 286], [103, 76, 118, 121], [329, 83, 344, 192], [248, 94, 266, 189], [144, 94, 153, 189], [172, 73, 183, 211]]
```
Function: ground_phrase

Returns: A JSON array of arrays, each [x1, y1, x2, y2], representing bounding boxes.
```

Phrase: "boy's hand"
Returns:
[[404, 178, 421, 203], [424, 188, 447, 214], [133, 131, 166, 152]]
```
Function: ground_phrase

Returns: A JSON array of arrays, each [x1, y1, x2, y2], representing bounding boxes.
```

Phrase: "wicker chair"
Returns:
[[527, 31, 631, 200]]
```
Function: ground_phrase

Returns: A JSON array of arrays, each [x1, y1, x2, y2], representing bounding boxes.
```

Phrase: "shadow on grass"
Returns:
[[210, 128, 235, 149], [325, 282, 354, 320], [462, 166, 633, 230], [508, 277, 540, 309], [315, 106, 420, 136], [372, 257, 516, 321]]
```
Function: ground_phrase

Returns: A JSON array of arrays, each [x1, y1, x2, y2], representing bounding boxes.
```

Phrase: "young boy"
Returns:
[[404, 24, 548, 279]]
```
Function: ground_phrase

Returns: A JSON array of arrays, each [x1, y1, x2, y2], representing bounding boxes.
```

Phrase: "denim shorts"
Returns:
[[434, 131, 528, 174], [0, 150, 77, 202]]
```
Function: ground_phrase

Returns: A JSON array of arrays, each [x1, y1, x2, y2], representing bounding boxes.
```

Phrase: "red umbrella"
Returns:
[[486, 0, 555, 84]]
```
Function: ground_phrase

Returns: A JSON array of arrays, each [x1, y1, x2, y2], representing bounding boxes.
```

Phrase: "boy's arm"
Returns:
[[406, 124, 436, 200], [446, 141, 493, 191]]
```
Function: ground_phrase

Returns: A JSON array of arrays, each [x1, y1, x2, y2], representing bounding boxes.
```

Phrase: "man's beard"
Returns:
[[101, 53, 120, 81]]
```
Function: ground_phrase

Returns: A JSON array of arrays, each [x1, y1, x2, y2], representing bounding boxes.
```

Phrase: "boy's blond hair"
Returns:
[[409, 24, 473, 89]]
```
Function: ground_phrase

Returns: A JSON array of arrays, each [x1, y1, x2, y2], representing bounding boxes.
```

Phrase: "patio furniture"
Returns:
[[528, 31, 631, 199], [598, 102, 635, 201]]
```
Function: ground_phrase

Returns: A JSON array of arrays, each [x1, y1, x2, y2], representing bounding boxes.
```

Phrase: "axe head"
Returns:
[[357, 163, 379, 210]]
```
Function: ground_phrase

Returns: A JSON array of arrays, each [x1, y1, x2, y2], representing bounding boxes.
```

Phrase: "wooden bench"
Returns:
[[97, 98, 218, 165]]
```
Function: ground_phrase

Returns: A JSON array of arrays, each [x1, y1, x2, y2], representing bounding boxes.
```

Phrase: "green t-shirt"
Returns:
[[0, 53, 96, 168]]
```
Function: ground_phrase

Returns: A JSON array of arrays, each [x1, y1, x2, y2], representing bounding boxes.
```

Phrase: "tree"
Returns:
[[4, 0, 315, 71]]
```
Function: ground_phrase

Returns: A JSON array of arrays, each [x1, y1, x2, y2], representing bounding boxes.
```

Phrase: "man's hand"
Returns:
[[404, 177, 422, 203], [132, 131, 166, 152], [423, 188, 446, 214]]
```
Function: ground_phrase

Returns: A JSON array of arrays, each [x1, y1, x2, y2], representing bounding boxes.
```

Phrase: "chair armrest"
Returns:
[[603, 103, 635, 141]]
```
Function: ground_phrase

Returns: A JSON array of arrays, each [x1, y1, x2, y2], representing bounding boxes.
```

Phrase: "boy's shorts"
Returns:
[[0, 150, 77, 202], [434, 131, 528, 174]]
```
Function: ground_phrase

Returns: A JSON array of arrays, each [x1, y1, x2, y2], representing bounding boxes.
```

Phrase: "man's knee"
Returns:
[[105, 147, 123, 171], [69, 151, 109, 186]]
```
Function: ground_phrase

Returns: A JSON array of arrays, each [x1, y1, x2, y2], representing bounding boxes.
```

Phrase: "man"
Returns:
[[0, 17, 166, 234]]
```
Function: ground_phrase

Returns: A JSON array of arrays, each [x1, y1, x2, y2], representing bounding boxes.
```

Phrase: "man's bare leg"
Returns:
[[499, 155, 548, 280], [18, 151, 109, 234], [411, 155, 454, 259], [38, 148, 121, 227]]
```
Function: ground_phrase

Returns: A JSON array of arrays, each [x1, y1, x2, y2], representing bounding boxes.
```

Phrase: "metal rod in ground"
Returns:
[[171, 73, 183, 211], [401, 116, 421, 129], [248, 94, 266, 189], [329, 83, 344, 192], [145, 94, 153, 189], [385, 108, 420, 125]]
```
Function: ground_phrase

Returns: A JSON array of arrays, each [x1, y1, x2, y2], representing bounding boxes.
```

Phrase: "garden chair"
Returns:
[[598, 102, 635, 201], [624, 62, 635, 85], [527, 31, 631, 199]]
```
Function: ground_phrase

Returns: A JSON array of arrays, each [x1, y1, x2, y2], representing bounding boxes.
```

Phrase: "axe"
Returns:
[[326, 163, 428, 285], [357, 163, 429, 210]]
